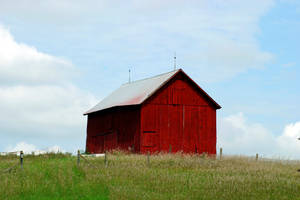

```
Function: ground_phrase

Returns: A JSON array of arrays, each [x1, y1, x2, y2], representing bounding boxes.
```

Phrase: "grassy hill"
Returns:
[[1, 152, 300, 200]]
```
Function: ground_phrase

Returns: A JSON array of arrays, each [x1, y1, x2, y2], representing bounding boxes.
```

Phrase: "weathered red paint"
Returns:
[[85, 69, 220, 155]]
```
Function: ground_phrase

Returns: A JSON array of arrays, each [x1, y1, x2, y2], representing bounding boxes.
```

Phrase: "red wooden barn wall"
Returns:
[[140, 73, 216, 154], [86, 106, 140, 153]]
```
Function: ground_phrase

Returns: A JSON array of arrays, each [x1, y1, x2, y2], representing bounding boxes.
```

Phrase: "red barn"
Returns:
[[84, 69, 221, 154]]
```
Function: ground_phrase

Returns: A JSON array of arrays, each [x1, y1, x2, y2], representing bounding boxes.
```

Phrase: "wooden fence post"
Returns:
[[20, 151, 24, 170], [77, 150, 80, 166], [147, 151, 150, 166], [220, 148, 223, 160], [256, 153, 258, 161], [104, 151, 107, 167]]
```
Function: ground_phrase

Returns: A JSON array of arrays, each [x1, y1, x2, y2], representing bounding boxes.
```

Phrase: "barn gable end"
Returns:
[[140, 71, 217, 154]]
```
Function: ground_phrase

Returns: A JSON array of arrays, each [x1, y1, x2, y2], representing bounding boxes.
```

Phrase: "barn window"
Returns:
[[142, 131, 158, 147]]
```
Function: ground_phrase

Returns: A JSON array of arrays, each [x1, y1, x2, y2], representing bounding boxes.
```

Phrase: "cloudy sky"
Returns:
[[0, 0, 299, 158]]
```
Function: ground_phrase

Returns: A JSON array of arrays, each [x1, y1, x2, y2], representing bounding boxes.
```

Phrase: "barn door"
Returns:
[[168, 105, 183, 153], [142, 105, 160, 153]]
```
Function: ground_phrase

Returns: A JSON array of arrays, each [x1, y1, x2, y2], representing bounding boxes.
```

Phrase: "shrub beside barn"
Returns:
[[84, 69, 221, 154]]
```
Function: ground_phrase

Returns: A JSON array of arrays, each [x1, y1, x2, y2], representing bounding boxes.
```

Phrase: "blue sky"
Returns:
[[0, 0, 299, 158]]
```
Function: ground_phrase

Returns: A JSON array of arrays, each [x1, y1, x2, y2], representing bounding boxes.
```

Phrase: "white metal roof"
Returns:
[[84, 69, 180, 115]]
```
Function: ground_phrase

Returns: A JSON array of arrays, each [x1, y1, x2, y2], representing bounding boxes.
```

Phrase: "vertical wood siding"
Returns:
[[140, 73, 217, 154]]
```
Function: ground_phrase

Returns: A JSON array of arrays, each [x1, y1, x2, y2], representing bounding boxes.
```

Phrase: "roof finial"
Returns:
[[174, 52, 176, 71], [129, 69, 131, 83]]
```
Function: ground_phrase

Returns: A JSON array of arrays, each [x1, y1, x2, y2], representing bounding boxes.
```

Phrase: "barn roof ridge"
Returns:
[[122, 69, 181, 86], [84, 68, 220, 115]]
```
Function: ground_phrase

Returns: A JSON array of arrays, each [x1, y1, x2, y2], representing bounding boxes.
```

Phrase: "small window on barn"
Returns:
[[142, 131, 158, 147]]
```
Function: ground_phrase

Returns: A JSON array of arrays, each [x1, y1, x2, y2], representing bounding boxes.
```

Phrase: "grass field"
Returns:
[[1, 152, 300, 200]]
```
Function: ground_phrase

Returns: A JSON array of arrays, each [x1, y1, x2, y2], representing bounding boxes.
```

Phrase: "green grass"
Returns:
[[1, 152, 300, 200], [0, 154, 108, 200]]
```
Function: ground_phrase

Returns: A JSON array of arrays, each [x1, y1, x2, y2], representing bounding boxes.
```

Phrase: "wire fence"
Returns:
[[1, 147, 267, 174], [0, 151, 23, 174], [0, 150, 106, 174]]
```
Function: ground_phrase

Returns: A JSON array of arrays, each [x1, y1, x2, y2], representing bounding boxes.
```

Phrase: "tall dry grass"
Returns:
[[1, 151, 300, 199]]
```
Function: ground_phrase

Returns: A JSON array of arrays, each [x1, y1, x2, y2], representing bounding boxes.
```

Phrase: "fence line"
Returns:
[[1, 162, 19, 174], [79, 154, 102, 170], [1, 151, 23, 174], [1, 148, 270, 174]]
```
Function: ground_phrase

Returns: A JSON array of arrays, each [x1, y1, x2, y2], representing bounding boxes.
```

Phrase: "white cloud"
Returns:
[[0, 25, 73, 85], [5, 142, 65, 154], [218, 113, 275, 156], [276, 122, 300, 157], [46, 145, 65, 153], [0, 0, 275, 82], [5, 142, 37, 154], [218, 113, 300, 159], [0, 25, 97, 149], [108, 0, 275, 81], [0, 84, 96, 137]]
